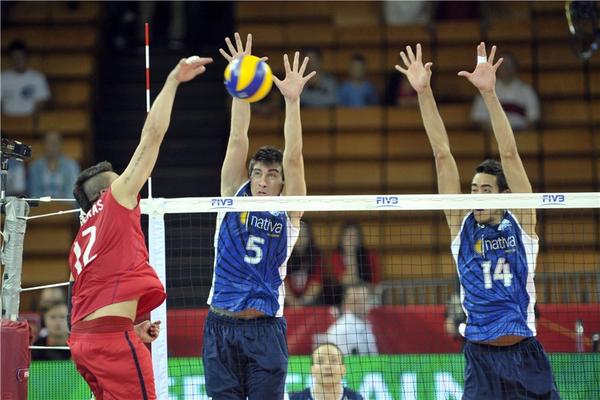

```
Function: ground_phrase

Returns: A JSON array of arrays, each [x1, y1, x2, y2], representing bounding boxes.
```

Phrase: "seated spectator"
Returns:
[[301, 48, 338, 107], [384, 72, 418, 107], [338, 54, 379, 107], [28, 131, 80, 198], [36, 287, 67, 337], [324, 222, 381, 306], [382, 1, 431, 25], [6, 158, 27, 196], [31, 300, 71, 360], [286, 220, 324, 307], [324, 285, 378, 355], [1, 40, 50, 117], [470, 52, 539, 131], [289, 343, 363, 400]]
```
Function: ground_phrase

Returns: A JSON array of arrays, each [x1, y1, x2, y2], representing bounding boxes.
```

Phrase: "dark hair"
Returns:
[[247, 146, 284, 178], [311, 342, 344, 365], [73, 161, 114, 212], [303, 47, 323, 60], [351, 53, 367, 64], [337, 222, 372, 283], [498, 51, 519, 70], [475, 159, 508, 192], [8, 40, 27, 54], [287, 221, 321, 276], [42, 299, 67, 314]]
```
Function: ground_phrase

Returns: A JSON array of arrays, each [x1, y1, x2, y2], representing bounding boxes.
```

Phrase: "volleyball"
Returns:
[[224, 55, 273, 103]]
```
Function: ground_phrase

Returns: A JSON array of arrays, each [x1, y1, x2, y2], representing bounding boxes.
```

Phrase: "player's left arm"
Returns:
[[111, 56, 213, 208], [459, 43, 536, 236], [273, 52, 316, 225]]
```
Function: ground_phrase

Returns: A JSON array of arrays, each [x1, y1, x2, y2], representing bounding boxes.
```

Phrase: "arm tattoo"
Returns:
[[124, 145, 147, 184]]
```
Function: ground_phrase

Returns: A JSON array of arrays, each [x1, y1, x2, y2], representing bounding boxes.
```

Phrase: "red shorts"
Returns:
[[68, 316, 156, 400]]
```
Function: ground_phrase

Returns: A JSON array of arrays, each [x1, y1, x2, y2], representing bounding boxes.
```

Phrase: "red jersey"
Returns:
[[68, 187, 166, 324]]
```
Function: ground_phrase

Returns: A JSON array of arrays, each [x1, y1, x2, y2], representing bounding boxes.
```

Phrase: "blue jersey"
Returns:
[[207, 181, 299, 317], [451, 210, 538, 342], [289, 387, 363, 400]]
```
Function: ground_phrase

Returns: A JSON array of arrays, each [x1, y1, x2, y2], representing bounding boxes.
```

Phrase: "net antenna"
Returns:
[[565, 0, 600, 60], [0, 198, 30, 320], [145, 22, 153, 198]]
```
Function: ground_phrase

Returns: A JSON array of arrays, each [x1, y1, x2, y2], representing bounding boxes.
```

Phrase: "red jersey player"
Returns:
[[66, 55, 212, 400]]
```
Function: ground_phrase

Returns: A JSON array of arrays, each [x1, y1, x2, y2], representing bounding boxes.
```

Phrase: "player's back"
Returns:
[[68, 187, 165, 324]]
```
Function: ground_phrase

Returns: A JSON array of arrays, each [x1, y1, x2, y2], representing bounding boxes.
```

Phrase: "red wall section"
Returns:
[[167, 304, 600, 356]]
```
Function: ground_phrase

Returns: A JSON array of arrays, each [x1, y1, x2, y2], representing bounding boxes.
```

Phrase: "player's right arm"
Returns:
[[395, 44, 463, 236], [111, 56, 212, 207], [219, 33, 255, 196]]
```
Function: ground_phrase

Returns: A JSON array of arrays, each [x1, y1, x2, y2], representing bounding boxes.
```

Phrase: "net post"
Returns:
[[1, 197, 30, 320], [146, 198, 168, 398]]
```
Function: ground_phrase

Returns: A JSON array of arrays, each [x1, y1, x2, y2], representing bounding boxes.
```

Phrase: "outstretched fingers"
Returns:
[[299, 56, 309, 76], [406, 45, 416, 62], [399, 51, 410, 68], [303, 70, 317, 83], [292, 51, 300, 72]]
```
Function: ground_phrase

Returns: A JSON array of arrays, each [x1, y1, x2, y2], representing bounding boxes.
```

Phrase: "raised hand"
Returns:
[[395, 43, 432, 94], [170, 56, 213, 83], [273, 51, 316, 102], [458, 42, 504, 93], [219, 32, 253, 62]]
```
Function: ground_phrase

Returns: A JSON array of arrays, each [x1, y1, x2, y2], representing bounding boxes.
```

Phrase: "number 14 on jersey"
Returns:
[[481, 257, 513, 289]]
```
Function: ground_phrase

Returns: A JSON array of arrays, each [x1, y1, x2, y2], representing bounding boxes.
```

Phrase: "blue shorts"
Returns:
[[202, 310, 288, 400], [463, 337, 560, 399]]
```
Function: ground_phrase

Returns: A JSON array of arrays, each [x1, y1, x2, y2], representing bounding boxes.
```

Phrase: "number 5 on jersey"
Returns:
[[73, 226, 98, 274], [244, 235, 265, 264]]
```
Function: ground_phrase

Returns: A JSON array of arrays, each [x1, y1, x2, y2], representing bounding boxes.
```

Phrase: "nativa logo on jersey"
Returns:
[[250, 214, 283, 235], [475, 235, 517, 254]]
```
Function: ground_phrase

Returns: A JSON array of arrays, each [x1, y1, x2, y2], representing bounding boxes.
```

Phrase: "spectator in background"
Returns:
[[286, 220, 324, 307], [301, 48, 338, 107], [28, 131, 80, 199], [471, 52, 539, 132], [289, 343, 363, 400], [338, 54, 379, 107], [385, 72, 418, 107], [444, 293, 466, 347], [31, 300, 71, 360], [382, 1, 432, 25], [36, 287, 67, 337], [325, 222, 381, 306], [325, 285, 378, 355], [1, 40, 50, 117]]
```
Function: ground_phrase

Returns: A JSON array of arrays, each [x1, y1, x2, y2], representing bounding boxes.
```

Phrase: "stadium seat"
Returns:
[[335, 132, 383, 159], [50, 81, 92, 107], [542, 100, 590, 125], [285, 22, 335, 47], [337, 25, 383, 46], [385, 25, 431, 46], [22, 257, 70, 287], [538, 70, 585, 98], [386, 160, 434, 190], [334, 106, 383, 131], [541, 129, 593, 156], [487, 20, 532, 42], [386, 131, 433, 159], [435, 20, 481, 44], [1, 27, 97, 51], [38, 110, 89, 134], [237, 24, 286, 47]]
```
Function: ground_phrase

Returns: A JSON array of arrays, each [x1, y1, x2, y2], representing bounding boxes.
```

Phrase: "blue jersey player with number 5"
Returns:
[[203, 32, 316, 400], [395, 42, 560, 399]]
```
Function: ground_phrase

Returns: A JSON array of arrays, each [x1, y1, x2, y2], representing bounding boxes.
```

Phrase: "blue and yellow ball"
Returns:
[[224, 55, 273, 103]]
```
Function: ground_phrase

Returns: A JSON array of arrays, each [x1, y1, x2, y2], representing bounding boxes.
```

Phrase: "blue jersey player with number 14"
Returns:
[[395, 42, 560, 399], [202, 32, 316, 400]]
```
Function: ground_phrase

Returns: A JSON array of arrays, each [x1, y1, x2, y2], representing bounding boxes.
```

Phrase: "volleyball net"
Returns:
[[15, 192, 600, 399]]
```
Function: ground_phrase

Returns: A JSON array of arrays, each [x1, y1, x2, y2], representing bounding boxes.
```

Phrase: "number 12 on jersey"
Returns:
[[481, 257, 513, 289], [73, 226, 98, 274]]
